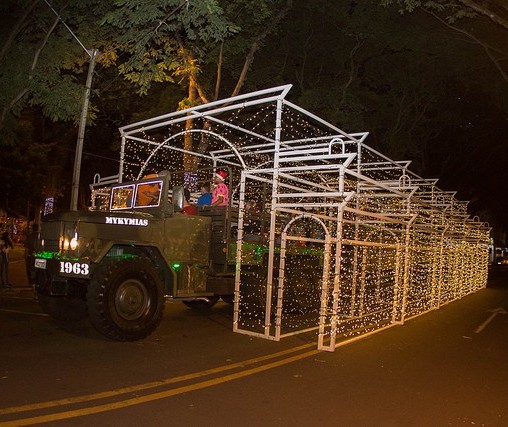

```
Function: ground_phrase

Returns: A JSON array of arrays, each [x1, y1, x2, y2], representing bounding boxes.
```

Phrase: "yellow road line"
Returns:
[[0, 343, 314, 416], [0, 348, 320, 427]]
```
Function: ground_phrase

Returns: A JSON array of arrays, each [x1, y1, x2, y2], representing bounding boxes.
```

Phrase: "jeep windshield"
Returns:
[[110, 179, 163, 210]]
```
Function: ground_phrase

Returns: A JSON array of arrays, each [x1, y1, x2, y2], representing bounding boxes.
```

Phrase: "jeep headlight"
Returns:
[[60, 229, 79, 252], [62, 238, 70, 250], [70, 236, 78, 250]]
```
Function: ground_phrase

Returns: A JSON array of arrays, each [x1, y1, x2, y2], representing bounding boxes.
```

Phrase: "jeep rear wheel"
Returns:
[[87, 257, 165, 341]]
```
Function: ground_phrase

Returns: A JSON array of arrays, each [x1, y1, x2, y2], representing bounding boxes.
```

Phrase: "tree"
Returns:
[[380, 0, 508, 29], [0, 0, 238, 211], [101, 0, 293, 169], [0, 0, 295, 214], [380, 0, 508, 84], [2, 0, 507, 236], [0, 0, 113, 133], [379, 0, 508, 234]]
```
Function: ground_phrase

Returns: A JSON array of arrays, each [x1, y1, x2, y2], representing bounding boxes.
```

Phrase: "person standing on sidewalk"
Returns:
[[0, 231, 14, 287]]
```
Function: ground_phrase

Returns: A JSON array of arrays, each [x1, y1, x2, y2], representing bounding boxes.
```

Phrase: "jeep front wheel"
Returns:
[[87, 258, 165, 341]]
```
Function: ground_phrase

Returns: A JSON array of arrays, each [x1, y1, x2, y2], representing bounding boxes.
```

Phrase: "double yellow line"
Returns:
[[0, 343, 319, 426]]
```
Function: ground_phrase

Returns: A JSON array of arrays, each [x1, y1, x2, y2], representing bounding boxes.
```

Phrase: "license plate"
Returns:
[[34, 258, 47, 269]]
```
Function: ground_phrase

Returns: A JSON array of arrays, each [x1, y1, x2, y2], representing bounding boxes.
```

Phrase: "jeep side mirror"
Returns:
[[172, 186, 184, 212]]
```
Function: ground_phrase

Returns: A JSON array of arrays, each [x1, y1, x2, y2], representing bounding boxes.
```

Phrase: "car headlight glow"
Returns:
[[62, 238, 70, 250], [70, 237, 78, 250], [60, 231, 79, 252]]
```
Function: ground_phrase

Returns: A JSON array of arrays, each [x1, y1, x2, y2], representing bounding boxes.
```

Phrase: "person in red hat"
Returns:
[[211, 169, 229, 206]]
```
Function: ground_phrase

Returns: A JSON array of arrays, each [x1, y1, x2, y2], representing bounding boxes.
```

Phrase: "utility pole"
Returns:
[[42, 0, 99, 211], [70, 48, 99, 210]]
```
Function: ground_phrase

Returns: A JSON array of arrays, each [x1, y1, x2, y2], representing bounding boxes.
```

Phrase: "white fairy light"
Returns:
[[118, 86, 490, 350]]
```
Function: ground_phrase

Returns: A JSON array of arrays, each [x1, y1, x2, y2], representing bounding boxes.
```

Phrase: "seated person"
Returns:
[[197, 183, 212, 206], [211, 169, 229, 206], [182, 188, 197, 215]]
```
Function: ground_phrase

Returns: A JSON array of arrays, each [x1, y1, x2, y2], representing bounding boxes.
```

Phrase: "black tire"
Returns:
[[87, 257, 165, 341], [182, 296, 220, 309], [37, 292, 88, 322]]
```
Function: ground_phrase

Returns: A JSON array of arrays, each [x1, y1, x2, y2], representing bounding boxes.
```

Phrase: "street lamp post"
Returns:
[[70, 48, 99, 210]]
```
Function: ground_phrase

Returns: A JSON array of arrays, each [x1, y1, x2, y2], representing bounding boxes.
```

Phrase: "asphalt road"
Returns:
[[0, 248, 507, 426]]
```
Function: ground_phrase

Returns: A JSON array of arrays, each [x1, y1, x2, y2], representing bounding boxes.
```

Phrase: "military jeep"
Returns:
[[31, 174, 245, 341]]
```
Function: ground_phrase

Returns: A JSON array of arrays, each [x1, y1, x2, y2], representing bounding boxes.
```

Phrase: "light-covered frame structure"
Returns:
[[118, 85, 490, 351]]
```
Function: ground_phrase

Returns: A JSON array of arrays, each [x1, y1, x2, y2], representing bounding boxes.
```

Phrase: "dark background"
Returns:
[[1, 0, 507, 243]]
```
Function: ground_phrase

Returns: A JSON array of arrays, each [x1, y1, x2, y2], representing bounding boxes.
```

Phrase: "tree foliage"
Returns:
[[380, 0, 508, 84], [100, 0, 237, 96], [0, 0, 294, 212], [0, 0, 234, 132], [0, 0, 507, 237], [377, 0, 508, 234], [380, 0, 508, 29], [247, 0, 508, 235]]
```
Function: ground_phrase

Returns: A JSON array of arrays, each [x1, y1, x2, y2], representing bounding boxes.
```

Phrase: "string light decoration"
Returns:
[[117, 85, 490, 352]]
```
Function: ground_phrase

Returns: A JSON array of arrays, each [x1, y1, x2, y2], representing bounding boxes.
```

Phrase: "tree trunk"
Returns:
[[425, 9, 508, 84], [231, 0, 293, 97], [214, 41, 224, 101], [183, 79, 197, 172]]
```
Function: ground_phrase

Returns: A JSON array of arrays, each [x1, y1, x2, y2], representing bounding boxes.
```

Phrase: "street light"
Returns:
[[70, 48, 99, 210], [42, 0, 99, 211]]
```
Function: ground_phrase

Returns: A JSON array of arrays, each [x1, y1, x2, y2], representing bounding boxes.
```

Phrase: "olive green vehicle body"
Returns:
[[32, 175, 240, 301], [30, 175, 249, 340]]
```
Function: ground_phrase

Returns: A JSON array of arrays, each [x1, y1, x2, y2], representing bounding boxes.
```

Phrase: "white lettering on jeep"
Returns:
[[105, 217, 149, 226]]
